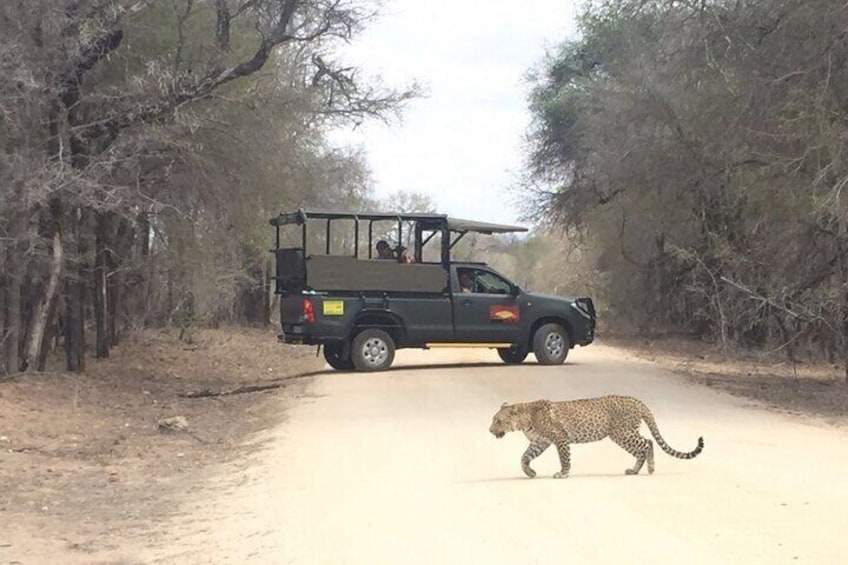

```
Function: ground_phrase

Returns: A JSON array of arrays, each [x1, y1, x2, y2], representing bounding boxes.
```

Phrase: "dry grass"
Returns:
[[604, 334, 848, 425], [0, 326, 323, 553]]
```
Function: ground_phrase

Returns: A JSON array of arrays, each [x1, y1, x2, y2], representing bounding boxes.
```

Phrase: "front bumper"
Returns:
[[572, 297, 596, 345]]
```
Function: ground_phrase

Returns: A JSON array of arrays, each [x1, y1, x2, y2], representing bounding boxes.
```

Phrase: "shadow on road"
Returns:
[[390, 361, 584, 372], [389, 362, 509, 372], [289, 361, 584, 379], [457, 472, 681, 483]]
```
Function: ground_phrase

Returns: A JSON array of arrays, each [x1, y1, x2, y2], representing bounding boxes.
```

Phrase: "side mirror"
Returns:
[[510, 284, 521, 296]]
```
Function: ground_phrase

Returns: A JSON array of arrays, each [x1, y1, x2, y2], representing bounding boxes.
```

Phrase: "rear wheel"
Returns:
[[497, 347, 528, 364], [323, 342, 354, 371], [351, 329, 396, 371], [532, 323, 569, 365]]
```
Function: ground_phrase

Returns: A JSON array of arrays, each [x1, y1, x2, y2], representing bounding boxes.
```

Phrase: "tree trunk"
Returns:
[[263, 256, 272, 327], [35, 300, 60, 372], [64, 209, 87, 373], [138, 212, 153, 326], [839, 217, 848, 385], [108, 270, 120, 346], [24, 229, 64, 372], [64, 273, 85, 373], [166, 269, 174, 327], [3, 235, 23, 376], [94, 212, 110, 358], [0, 268, 5, 374], [110, 216, 134, 345]]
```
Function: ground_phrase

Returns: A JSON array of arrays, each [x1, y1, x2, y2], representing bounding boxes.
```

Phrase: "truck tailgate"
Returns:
[[281, 295, 304, 324]]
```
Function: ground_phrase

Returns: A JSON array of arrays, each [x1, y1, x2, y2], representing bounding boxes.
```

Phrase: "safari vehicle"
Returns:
[[270, 209, 595, 371]]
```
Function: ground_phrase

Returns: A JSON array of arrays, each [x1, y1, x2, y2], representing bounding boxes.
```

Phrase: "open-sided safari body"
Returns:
[[270, 209, 596, 371]]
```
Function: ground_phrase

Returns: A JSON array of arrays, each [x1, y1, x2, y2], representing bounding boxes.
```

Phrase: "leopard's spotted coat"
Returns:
[[489, 395, 704, 478]]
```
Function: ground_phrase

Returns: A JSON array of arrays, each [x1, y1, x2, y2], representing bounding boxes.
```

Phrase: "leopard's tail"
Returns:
[[641, 407, 704, 460]]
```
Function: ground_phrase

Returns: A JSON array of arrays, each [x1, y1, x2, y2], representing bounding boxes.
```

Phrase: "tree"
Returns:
[[522, 0, 848, 379], [0, 0, 416, 374]]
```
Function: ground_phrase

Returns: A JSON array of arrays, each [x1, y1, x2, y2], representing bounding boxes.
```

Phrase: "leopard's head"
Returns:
[[489, 402, 526, 438]]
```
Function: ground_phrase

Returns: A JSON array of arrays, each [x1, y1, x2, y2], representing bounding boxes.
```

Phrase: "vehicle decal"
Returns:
[[489, 305, 519, 323], [322, 300, 344, 316]]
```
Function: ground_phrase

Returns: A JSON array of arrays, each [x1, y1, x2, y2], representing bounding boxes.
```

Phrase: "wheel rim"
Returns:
[[545, 332, 564, 359], [360, 336, 389, 367]]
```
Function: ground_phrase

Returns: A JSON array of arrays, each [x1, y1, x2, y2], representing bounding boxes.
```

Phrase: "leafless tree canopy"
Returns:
[[522, 0, 848, 377], [0, 0, 416, 375]]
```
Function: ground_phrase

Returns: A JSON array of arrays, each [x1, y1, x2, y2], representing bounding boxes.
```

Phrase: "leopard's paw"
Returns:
[[552, 471, 569, 479], [523, 467, 537, 479]]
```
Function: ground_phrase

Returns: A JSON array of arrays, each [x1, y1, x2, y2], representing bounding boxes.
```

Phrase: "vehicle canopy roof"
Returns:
[[269, 208, 527, 235]]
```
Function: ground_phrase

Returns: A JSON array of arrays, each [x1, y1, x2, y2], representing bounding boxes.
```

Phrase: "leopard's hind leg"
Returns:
[[611, 431, 654, 475]]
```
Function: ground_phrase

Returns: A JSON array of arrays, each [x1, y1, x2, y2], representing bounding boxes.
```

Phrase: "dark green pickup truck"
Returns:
[[271, 209, 595, 371]]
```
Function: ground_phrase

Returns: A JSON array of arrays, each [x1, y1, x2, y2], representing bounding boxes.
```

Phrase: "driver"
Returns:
[[459, 270, 474, 293]]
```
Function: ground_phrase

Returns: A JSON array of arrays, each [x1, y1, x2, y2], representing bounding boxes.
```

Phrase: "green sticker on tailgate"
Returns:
[[322, 300, 344, 316]]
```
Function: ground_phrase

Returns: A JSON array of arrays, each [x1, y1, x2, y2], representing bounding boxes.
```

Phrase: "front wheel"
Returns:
[[323, 342, 354, 371], [497, 347, 528, 364], [532, 323, 570, 365], [351, 329, 396, 371]]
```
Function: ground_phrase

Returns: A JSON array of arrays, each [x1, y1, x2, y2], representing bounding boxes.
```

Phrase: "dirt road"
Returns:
[[119, 344, 846, 565]]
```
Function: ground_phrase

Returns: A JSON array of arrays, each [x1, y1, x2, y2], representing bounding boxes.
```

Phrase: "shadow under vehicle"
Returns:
[[270, 209, 595, 371]]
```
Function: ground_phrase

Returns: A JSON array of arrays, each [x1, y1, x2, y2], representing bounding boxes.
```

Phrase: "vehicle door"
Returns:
[[451, 266, 525, 344], [362, 263, 452, 345], [385, 294, 454, 344]]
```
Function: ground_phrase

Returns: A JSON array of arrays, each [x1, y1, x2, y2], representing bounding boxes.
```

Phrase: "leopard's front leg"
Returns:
[[520, 441, 550, 478], [552, 437, 571, 479]]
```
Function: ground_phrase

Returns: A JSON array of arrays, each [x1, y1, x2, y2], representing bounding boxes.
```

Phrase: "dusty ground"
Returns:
[[1, 329, 847, 563], [0, 327, 322, 563], [137, 346, 848, 564]]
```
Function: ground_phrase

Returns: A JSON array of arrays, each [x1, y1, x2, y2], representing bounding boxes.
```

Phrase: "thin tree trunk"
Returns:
[[35, 299, 60, 372], [0, 267, 6, 374], [64, 209, 86, 373], [19, 276, 38, 369], [110, 216, 133, 345], [263, 256, 272, 327], [3, 239, 23, 375], [839, 217, 848, 385], [108, 270, 120, 345], [94, 212, 109, 358], [166, 269, 174, 327], [24, 230, 63, 371], [64, 274, 85, 373], [139, 212, 153, 326]]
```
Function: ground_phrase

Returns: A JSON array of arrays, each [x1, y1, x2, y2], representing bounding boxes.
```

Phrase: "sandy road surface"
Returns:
[[113, 346, 848, 563]]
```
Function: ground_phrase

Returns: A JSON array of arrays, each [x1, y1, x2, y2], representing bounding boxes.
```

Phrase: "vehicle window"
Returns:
[[461, 269, 512, 294]]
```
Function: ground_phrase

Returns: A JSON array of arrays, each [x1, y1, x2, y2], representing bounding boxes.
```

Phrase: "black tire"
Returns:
[[351, 329, 396, 371], [532, 323, 569, 365], [323, 342, 354, 371], [497, 347, 528, 364]]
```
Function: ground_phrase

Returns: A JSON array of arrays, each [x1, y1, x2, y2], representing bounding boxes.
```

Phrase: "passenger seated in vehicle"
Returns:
[[459, 270, 474, 293], [395, 245, 414, 264], [376, 240, 396, 260]]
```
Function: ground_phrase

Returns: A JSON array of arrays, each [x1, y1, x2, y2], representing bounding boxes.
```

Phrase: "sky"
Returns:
[[329, 0, 579, 227]]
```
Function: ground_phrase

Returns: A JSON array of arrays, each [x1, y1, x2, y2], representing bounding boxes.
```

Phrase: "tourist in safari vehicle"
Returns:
[[270, 209, 596, 371]]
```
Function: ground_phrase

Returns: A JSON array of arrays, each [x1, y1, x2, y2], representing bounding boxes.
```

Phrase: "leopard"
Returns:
[[489, 395, 704, 478]]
